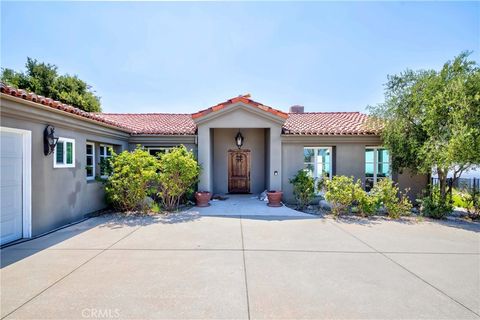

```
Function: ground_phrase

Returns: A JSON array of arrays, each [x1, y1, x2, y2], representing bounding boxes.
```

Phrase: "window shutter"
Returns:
[[56, 142, 64, 164], [66, 142, 73, 164]]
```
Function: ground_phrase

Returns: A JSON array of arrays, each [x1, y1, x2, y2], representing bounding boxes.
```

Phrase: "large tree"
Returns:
[[369, 52, 480, 208], [1, 57, 101, 112]]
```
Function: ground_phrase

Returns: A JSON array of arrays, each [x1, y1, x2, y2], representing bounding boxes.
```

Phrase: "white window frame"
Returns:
[[303, 147, 333, 180], [86, 142, 95, 180], [99, 144, 112, 179], [53, 137, 75, 168], [365, 146, 391, 185]]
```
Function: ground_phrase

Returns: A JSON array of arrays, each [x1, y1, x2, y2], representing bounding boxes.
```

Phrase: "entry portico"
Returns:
[[193, 95, 287, 194]]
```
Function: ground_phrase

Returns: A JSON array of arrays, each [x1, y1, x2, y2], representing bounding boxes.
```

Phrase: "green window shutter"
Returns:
[[66, 142, 73, 164], [56, 142, 64, 164]]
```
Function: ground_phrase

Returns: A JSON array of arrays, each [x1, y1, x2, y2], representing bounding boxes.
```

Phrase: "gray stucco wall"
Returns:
[[397, 169, 429, 200], [1, 98, 129, 236], [281, 136, 428, 204], [212, 128, 266, 194], [195, 104, 284, 193]]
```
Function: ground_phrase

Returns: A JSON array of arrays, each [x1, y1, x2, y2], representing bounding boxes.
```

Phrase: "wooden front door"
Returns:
[[228, 149, 251, 193]]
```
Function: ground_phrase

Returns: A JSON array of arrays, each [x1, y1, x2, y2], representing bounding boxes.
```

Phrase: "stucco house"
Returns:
[[0, 83, 427, 245]]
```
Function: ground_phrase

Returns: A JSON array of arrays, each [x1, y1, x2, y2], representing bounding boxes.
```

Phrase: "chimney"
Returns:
[[289, 105, 304, 113]]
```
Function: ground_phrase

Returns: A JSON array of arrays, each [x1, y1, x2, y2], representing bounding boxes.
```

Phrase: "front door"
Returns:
[[228, 149, 250, 193]]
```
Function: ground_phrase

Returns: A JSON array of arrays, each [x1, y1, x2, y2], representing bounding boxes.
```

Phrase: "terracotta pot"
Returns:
[[195, 191, 212, 207], [267, 190, 283, 207]]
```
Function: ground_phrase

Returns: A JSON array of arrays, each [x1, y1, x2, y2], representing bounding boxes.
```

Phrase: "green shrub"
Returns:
[[462, 187, 480, 219], [324, 176, 360, 216], [419, 187, 453, 219], [355, 189, 380, 217], [105, 148, 159, 212], [370, 179, 412, 219], [289, 170, 316, 210], [157, 146, 200, 211]]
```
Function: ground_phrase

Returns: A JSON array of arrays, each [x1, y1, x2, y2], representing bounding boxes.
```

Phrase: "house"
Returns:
[[0, 83, 427, 245]]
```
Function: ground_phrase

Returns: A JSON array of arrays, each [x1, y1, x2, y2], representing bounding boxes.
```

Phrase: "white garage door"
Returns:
[[1, 128, 29, 245]]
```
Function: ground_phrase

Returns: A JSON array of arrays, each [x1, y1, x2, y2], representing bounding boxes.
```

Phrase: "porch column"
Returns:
[[269, 126, 282, 190], [197, 126, 212, 192]]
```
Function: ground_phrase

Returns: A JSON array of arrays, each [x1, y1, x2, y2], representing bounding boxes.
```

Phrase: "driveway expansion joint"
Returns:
[[330, 221, 480, 318], [240, 215, 251, 320], [1, 225, 143, 320]]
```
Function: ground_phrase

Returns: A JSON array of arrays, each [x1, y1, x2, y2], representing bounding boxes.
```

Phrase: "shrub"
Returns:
[[355, 189, 380, 217], [462, 187, 480, 219], [370, 179, 412, 219], [418, 186, 453, 219], [105, 148, 159, 212], [324, 176, 360, 216], [289, 170, 316, 210], [157, 146, 200, 211]]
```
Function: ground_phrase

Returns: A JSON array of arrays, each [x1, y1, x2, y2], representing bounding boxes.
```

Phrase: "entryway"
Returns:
[[228, 149, 250, 193], [0, 127, 31, 245]]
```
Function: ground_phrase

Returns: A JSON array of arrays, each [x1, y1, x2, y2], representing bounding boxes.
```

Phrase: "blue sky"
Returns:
[[1, 1, 478, 114]]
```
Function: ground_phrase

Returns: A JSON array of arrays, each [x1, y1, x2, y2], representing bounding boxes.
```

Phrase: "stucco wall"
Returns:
[[335, 144, 366, 182], [196, 104, 284, 192], [212, 128, 266, 194], [397, 169, 428, 201], [1, 99, 129, 236], [281, 136, 428, 203], [281, 136, 382, 203]]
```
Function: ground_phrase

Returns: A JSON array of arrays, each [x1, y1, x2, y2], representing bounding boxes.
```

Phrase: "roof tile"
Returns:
[[1, 82, 379, 136]]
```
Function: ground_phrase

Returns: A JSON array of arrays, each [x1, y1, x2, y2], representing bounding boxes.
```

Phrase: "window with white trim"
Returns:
[[99, 144, 112, 178], [54, 138, 75, 168], [86, 142, 95, 180], [365, 147, 391, 191], [303, 147, 332, 181], [147, 147, 172, 157]]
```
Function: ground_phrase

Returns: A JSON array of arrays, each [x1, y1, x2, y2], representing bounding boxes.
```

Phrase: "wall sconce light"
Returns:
[[235, 131, 244, 149], [44, 125, 59, 156], [274, 170, 279, 176]]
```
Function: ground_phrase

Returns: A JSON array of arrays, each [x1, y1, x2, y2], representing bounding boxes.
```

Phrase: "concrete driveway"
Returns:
[[1, 210, 479, 319]]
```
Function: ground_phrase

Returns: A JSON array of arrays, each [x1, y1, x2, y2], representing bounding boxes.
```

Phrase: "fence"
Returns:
[[430, 177, 479, 194]]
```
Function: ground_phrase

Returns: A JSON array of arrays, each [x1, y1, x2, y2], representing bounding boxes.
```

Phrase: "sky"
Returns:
[[1, 1, 479, 114]]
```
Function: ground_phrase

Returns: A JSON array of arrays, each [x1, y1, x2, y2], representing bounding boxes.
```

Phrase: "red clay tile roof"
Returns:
[[95, 113, 196, 135], [283, 112, 378, 135], [0, 83, 134, 132], [192, 94, 288, 120], [1, 82, 378, 136]]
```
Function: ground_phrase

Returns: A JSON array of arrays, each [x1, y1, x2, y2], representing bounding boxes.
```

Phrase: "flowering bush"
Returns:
[[324, 176, 361, 216], [371, 179, 412, 219], [157, 146, 200, 211], [105, 148, 159, 212]]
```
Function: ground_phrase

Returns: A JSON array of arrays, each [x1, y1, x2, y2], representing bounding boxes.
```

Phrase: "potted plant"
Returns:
[[195, 191, 212, 207], [267, 190, 283, 207]]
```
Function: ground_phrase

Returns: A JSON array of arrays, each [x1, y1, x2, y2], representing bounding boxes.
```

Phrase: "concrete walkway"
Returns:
[[1, 211, 479, 319], [190, 194, 311, 217]]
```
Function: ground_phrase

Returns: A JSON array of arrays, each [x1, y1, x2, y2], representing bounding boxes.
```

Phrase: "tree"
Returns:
[[1, 57, 101, 112], [369, 52, 480, 213]]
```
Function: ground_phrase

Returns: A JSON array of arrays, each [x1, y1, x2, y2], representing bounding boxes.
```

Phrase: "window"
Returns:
[[99, 144, 112, 178], [147, 147, 171, 157], [365, 147, 390, 191], [54, 138, 75, 168], [303, 147, 332, 181], [86, 142, 95, 180]]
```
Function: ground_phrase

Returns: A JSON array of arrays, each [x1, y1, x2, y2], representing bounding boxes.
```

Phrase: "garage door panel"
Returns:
[[1, 130, 24, 245], [1, 157, 23, 186]]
